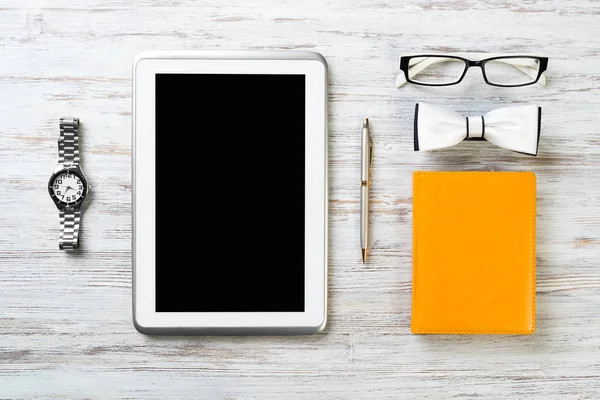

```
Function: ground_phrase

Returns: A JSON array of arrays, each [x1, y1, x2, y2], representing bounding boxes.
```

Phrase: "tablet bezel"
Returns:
[[132, 51, 328, 334]]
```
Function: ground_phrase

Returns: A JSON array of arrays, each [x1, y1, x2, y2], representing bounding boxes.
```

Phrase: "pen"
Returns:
[[361, 117, 372, 263]]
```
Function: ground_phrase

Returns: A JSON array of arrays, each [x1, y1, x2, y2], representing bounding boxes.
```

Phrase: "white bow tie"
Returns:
[[414, 103, 541, 156]]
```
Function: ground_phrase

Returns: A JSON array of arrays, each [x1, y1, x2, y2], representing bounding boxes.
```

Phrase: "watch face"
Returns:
[[49, 170, 87, 206]]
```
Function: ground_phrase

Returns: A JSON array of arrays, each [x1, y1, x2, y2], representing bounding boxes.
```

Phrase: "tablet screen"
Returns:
[[154, 73, 305, 312]]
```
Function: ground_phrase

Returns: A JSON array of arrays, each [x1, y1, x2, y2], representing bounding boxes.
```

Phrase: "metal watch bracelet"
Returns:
[[59, 210, 81, 250]]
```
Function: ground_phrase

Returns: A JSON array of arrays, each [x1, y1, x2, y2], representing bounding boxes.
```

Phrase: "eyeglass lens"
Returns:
[[484, 57, 540, 86], [408, 56, 467, 85]]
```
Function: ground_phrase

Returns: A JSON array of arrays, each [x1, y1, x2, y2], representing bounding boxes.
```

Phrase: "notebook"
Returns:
[[411, 171, 536, 334]]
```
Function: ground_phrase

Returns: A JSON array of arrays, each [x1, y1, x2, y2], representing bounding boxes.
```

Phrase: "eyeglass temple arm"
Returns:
[[395, 57, 440, 87], [395, 57, 547, 87]]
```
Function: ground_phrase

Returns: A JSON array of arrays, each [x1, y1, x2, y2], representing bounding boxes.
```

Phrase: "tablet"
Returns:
[[132, 50, 328, 335]]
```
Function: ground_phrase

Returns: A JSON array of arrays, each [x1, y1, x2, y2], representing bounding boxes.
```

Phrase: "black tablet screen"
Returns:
[[155, 74, 305, 312]]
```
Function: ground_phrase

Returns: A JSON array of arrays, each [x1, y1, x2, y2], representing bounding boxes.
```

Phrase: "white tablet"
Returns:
[[132, 50, 328, 335]]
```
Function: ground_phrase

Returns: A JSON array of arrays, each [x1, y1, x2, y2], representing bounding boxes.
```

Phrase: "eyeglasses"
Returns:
[[396, 55, 548, 88]]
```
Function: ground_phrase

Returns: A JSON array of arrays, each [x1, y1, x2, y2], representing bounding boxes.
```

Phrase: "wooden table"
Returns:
[[1, 1, 600, 398]]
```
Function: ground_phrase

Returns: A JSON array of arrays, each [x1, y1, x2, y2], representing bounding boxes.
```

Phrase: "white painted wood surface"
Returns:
[[1, 0, 600, 398]]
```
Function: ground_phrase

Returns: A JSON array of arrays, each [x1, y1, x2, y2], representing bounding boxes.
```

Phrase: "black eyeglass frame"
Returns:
[[399, 55, 549, 87]]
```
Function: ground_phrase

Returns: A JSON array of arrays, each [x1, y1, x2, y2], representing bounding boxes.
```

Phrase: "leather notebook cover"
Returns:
[[412, 171, 536, 334]]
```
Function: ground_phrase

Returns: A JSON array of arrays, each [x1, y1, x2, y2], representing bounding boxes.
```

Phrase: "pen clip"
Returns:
[[368, 136, 373, 186]]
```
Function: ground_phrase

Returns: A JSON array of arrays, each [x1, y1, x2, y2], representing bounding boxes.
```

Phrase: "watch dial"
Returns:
[[52, 172, 85, 204]]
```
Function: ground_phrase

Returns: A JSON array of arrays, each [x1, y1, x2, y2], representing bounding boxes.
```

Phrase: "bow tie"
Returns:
[[414, 103, 541, 156]]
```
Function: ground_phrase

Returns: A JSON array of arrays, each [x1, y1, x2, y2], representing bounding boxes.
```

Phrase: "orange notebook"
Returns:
[[411, 171, 536, 334]]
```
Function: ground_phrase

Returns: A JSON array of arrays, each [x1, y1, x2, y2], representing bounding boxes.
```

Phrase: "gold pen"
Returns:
[[360, 117, 372, 263]]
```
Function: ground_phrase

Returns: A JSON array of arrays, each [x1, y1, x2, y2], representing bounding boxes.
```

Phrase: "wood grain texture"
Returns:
[[1, 0, 600, 398]]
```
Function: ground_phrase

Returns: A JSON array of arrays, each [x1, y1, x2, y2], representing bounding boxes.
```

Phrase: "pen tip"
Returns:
[[361, 249, 367, 263], [363, 118, 369, 129]]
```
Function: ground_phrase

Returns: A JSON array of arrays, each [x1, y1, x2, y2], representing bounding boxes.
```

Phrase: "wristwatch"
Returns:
[[48, 118, 90, 250]]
